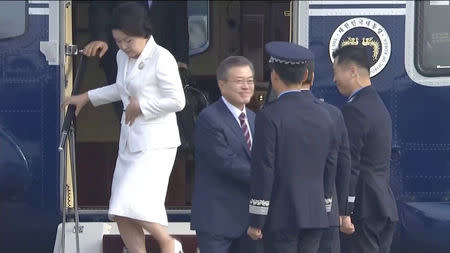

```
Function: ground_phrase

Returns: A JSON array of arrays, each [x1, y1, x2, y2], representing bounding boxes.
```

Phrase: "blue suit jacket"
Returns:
[[191, 99, 255, 237]]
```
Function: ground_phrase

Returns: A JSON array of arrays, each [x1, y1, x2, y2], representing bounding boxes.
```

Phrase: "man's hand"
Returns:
[[247, 227, 263, 240], [125, 97, 142, 126], [339, 215, 355, 234], [83, 40, 109, 58]]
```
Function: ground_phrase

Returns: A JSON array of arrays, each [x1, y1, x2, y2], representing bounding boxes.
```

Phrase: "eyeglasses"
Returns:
[[226, 79, 255, 86]]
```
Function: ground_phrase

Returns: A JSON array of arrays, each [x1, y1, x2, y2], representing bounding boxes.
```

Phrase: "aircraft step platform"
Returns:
[[103, 234, 198, 253], [53, 222, 197, 253]]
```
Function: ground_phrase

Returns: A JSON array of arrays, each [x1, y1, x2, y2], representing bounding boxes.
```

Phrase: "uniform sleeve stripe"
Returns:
[[249, 205, 269, 215], [325, 198, 332, 213], [250, 199, 270, 207]]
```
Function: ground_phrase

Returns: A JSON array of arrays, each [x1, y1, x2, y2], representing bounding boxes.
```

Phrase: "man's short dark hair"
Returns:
[[305, 61, 315, 84], [269, 61, 308, 86], [216, 56, 255, 81], [111, 2, 153, 38], [332, 45, 370, 73]]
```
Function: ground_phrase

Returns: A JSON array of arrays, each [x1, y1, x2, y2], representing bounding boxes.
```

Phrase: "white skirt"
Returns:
[[108, 146, 177, 226]]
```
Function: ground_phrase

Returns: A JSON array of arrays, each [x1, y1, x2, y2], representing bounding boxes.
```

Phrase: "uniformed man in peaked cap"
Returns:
[[247, 41, 338, 253]]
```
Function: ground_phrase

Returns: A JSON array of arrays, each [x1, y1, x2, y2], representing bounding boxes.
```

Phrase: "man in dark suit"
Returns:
[[247, 42, 337, 253], [191, 56, 259, 253], [84, 0, 189, 85], [301, 63, 354, 253], [332, 45, 398, 253]]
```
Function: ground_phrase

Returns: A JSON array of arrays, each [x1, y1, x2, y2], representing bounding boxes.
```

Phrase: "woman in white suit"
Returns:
[[63, 3, 185, 253]]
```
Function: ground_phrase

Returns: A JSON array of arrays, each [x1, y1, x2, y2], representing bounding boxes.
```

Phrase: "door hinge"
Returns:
[[65, 44, 83, 56]]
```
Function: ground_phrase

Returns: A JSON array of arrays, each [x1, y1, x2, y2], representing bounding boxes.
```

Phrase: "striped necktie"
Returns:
[[239, 112, 252, 150]]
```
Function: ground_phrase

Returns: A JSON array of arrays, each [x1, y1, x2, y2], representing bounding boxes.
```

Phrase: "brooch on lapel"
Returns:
[[138, 62, 145, 70]]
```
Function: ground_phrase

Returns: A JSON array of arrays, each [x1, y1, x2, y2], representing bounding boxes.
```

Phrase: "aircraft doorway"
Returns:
[[70, 0, 291, 212]]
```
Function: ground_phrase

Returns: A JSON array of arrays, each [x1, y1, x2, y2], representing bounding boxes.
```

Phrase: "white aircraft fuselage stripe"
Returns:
[[29, 7, 49, 15], [309, 1, 406, 5], [309, 8, 406, 16]]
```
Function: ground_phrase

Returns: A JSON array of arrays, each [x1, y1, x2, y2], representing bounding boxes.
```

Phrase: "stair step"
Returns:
[[103, 234, 198, 253]]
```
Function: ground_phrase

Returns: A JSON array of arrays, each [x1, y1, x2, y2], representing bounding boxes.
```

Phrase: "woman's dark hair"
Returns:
[[111, 2, 152, 38]]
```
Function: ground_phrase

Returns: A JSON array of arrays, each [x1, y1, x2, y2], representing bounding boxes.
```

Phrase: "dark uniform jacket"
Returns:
[[249, 91, 337, 231], [191, 99, 255, 237], [311, 91, 352, 227], [341, 85, 398, 221]]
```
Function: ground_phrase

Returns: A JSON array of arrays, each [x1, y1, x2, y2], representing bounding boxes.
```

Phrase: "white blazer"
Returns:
[[88, 36, 186, 152]]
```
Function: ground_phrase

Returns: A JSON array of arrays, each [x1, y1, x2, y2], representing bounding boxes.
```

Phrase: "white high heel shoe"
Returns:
[[174, 239, 184, 253]]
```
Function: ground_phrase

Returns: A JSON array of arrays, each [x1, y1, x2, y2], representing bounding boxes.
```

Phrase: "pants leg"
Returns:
[[378, 221, 397, 253], [318, 227, 340, 253], [341, 220, 378, 253], [341, 218, 396, 253], [196, 232, 233, 253], [231, 233, 264, 253], [264, 230, 298, 253], [99, 43, 118, 84], [297, 228, 324, 253], [99, 43, 123, 119]]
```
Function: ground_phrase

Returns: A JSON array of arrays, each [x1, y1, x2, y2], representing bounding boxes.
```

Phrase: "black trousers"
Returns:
[[340, 217, 396, 253], [318, 226, 340, 253], [264, 228, 325, 253], [99, 41, 118, 85], [196, 231, 263, 253], [99, 43, 123, 118]]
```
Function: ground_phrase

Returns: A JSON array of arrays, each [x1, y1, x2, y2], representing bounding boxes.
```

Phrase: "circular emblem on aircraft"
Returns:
[[329, 17, 391, 77]]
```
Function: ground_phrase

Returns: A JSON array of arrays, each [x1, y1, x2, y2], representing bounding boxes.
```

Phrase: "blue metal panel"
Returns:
[[309, 11, 450, 252], [0, 10, 60, 253]]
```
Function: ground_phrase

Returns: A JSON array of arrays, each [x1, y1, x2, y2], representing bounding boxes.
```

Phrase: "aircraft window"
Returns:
[[187, 1, 210, 56], [0, 1, 26, 40], [415, 1, 450, 76]]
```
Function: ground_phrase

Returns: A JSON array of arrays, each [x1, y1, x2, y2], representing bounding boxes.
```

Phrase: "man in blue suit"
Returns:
[[191, 56, 258, 253]]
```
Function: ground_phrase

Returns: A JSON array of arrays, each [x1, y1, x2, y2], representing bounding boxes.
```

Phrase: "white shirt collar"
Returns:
[[348, 86, 367, 102], [221, 96, 246, 123], [277, 89, 302, 98], [221, 96, 252, 142]]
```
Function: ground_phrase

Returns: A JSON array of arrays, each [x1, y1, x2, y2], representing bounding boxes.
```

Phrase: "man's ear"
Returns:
[[218, 80, 225, 92], [350, 65, 359, 78], [302, 69, 309, 83], [271, 69, 278, 82]]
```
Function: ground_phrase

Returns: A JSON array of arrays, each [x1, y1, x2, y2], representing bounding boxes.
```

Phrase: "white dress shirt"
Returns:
[[221, 96, 253, 144]]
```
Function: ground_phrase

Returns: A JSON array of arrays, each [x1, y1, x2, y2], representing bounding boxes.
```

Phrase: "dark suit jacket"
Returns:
[[191, 99, 255, 237], [313, 93, 351, 227], [341, 85, 398, 221], [249, 91, 337, 231], [89, 0, 189, 63]]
